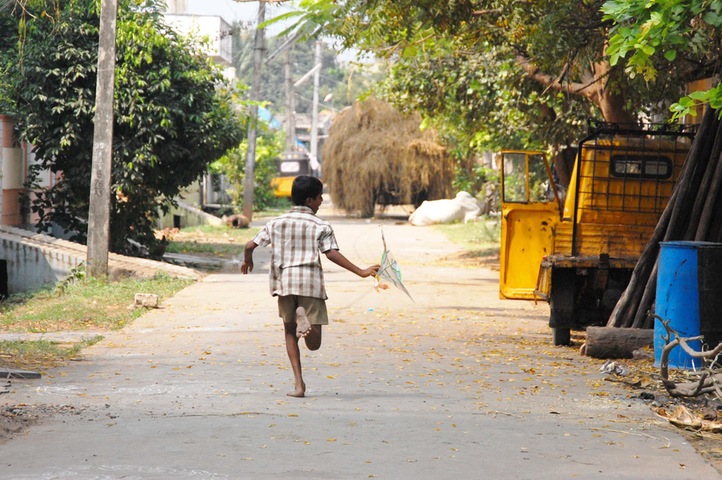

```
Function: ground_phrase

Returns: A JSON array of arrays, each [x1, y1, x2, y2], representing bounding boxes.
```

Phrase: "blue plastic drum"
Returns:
[[654, 241, 722, 369]]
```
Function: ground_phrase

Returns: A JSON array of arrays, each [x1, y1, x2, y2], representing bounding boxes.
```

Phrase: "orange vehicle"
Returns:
[[499, 122, 696, 345]]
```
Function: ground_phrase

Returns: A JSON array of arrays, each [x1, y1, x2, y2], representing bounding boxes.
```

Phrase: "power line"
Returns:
[[294, 92, 338, 112]]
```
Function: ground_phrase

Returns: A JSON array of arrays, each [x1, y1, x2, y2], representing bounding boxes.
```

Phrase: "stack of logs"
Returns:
[[584, 108, 722, 358]]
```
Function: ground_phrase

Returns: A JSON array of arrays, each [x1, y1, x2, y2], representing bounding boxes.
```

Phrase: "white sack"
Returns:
[[408, 192, 482, 226]]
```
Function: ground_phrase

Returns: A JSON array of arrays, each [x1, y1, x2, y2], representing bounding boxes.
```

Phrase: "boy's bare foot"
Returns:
[[296, 306, 312, 338], [287, 382, 306, 398]]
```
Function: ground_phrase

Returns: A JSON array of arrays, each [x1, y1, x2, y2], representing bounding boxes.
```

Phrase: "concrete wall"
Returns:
[[0, 224, 201, 295], [157, 201, 224, 230], [0, 225, 85, 294], [0, 117, 201, 295]]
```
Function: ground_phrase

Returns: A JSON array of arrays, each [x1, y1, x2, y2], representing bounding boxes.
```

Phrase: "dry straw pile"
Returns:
[[322, 98, 454, 217]]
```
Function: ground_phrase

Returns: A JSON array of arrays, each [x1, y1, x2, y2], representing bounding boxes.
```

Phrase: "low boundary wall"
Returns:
[[0, 225, 200, 295]]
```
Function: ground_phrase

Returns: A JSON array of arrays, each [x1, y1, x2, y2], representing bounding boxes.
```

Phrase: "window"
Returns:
[[280, 161, 301, 174], [502, 153, 528, 203], [611, 155, 672, 179], [502, 152, 554, 203]]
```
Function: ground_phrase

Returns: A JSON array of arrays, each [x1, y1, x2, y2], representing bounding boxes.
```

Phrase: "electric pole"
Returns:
[[87, 0, 118, 278], [242, 2, 266, 221], [310, 40, 321, 176], [284, 47, 296, 153]]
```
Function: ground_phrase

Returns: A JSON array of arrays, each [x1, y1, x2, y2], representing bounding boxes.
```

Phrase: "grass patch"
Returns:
[[0, 336, 103, 370], [255, 203, 292, 219], [0, 274, 192, 333], [434, 215, 500, 249], [164, 224, 260, 259], [433, 216, 501, 267], [0, 273, 192, 369]]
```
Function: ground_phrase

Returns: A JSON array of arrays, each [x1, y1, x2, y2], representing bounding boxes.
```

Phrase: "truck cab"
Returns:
[[499, 122, 695, 345]]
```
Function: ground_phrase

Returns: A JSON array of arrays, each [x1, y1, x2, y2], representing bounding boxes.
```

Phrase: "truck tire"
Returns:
[[552, 327, 571, 346], [549, 268, 576, 346]]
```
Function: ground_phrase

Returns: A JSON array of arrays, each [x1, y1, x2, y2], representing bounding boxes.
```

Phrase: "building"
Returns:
[[163, 12, 236, 82], [0, 115, 56, 229], [161, 2, 238, 223]]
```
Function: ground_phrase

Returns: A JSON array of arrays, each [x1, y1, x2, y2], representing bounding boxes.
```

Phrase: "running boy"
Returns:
[[241, 176, 379, 398]]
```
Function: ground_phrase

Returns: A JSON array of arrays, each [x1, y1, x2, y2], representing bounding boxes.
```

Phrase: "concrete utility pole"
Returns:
[[310, 40, 321, 176], [242, 1, 266, 221], [87, 0, 118, 278], [284, 47, 296, 152]]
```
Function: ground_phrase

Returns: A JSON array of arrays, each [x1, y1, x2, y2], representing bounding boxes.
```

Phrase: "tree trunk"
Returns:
[[582, 327, 653, 359], [515, 53, 636, 124], [589, 73, 636, 124]]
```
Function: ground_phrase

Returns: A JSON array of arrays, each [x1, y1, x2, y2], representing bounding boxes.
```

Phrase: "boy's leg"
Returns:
[[296, 306, 322, 350], [283, 321, 306, 398], [279, 296, 306, 397], [277, 296, 328, 397], [295, 306, 312, 338], [297, 298, 328, 351]]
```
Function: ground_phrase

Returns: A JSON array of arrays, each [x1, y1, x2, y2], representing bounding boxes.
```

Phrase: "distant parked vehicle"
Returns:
[[270, 151, 314, 198]]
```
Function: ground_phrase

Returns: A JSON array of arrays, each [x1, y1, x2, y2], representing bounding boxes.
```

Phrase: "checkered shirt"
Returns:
[[253, 206, 339, 299]]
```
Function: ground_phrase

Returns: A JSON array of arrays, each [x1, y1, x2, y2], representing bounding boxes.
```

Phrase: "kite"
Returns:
[[374, 230, 414, 302]]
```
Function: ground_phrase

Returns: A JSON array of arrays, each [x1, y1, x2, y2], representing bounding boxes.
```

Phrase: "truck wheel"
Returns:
[[552, 327, 571, 346], [549, 268, 576, 346]]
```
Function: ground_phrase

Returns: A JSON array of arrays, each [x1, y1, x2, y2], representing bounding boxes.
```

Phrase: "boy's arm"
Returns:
[[241, 240, 258, 274], [324, 249, 379, 278]]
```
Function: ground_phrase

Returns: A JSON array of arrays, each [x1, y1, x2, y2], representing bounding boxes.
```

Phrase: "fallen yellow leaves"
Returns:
[[656, 405, 722, 433]]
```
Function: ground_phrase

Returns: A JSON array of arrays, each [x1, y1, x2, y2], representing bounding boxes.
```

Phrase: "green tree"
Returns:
[[602, 0, 722, 118], [271, 0, 719, 153], [210, 128, 285, 212], [1, 0, 243, 257]]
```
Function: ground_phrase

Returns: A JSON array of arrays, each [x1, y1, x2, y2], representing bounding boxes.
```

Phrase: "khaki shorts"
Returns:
[[277, 295, 329, 325]]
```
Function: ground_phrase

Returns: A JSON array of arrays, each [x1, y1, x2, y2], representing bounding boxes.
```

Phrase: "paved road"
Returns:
[[1, 216, 720, 479]]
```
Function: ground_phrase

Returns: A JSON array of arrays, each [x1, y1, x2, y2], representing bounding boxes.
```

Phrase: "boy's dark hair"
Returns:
[[291, 175, 323, 206]]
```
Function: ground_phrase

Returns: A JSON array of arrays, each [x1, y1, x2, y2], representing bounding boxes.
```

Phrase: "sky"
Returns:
[[183, 0, 367, 65], [185, 0, 295, 32], [182, 0, 368, 65]]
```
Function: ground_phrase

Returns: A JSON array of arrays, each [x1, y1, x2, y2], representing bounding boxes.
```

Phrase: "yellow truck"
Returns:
[[499, 122, 696, 345], [270, 151, 313, 198]]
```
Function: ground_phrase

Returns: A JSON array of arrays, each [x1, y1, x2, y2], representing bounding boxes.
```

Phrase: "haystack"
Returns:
[[322, 98, 453, 217]]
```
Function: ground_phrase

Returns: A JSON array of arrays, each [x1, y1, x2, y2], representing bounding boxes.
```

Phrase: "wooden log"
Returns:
[[582, 326, 653, 359], [685, 119, 722, 238], [607, 111, 720, 328], [666, 108, 719, 241], [640, 116, 722, 327], [697, 151, 722, 240], [631, 260, 658, 329], [631, 117, 722, 327]]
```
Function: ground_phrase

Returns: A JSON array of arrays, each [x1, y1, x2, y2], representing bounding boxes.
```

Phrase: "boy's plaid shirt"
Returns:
[[253, 206, 339, 300]]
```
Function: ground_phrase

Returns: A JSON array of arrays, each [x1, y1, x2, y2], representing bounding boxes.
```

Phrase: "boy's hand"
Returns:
[[241, 260, 253, 274], [360, 264, 380, 278], [241, 240, 258, 274]]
